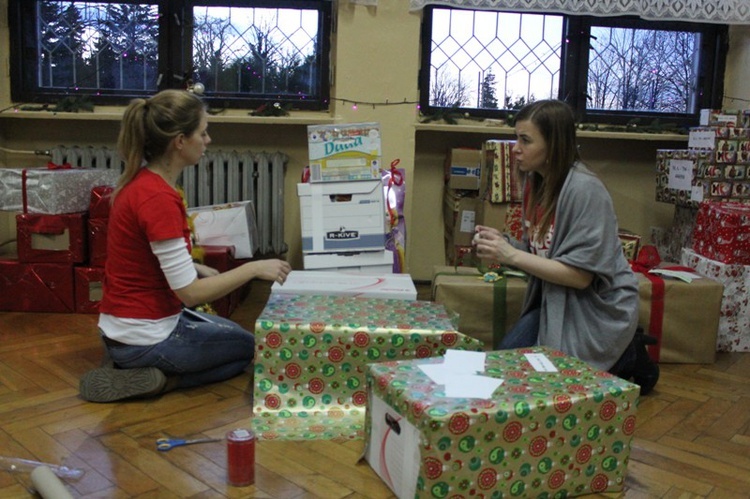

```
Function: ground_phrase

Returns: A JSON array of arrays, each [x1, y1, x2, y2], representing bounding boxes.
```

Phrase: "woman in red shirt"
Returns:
[[79, 89, 291, 403]]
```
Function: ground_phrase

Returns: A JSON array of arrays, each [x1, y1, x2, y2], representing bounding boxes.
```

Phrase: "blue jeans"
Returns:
[[105, 310, 254, 389], [497, 308, 540, 350]]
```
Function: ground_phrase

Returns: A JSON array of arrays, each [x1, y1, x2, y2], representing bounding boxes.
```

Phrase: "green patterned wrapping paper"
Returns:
[[252, 294, 484, 441], [366, 346, 640, 497]]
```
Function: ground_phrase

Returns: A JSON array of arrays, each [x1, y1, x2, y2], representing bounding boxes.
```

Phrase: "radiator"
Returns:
[[49, 146, 287, 256]]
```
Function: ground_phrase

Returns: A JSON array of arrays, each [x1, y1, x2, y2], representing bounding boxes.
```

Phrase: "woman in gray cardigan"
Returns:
[[473, 99, 659, 395]]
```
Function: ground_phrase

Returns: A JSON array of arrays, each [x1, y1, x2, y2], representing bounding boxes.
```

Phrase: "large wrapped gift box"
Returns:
[[635, 268, 723, 363], [681, 247, 750, 352], [271, 270, 417, 300], [364, 347, 639, 498], [432, 265, 527, 349], [74, 266, 104, 314], [0, 167, 120, 214], [251, 294, 484, 441], [433, 265, 724, 363], [481, 139, 523, 203], [0, 258, 75, 313], [199, 244, 246, 318], [692, 201, 750, 265], [16, 212, 88, 264]]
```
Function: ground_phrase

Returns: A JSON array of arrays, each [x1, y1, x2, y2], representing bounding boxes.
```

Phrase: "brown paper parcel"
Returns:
[[431, 265, 527, 349], [636, 271, 723, 364]]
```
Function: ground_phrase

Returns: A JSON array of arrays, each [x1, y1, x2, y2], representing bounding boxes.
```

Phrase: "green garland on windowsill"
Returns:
[[419, 107, 486, 125], [578, 119, 688, 135], [18, 95, 95, 113], [249, 102, 292, 117]]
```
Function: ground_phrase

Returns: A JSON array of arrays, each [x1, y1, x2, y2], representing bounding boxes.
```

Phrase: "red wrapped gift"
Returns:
[[0, 258, 75, 313], [74, 266, 104, 314], [88, 218, 108, 267], [89, 185, 114, 219], [16, 212, 88, 264], [692, 201, 750, 264], [200, 245, 246, 318]]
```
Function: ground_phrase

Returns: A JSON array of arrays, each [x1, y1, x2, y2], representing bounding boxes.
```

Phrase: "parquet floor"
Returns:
[[0, 280, 749, 498]]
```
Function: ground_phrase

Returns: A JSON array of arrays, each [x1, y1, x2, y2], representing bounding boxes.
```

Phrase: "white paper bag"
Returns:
[[188, 201, 259, 258]]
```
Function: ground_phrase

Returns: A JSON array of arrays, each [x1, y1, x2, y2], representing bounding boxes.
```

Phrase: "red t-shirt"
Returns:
[[100, 168, 192, 319]]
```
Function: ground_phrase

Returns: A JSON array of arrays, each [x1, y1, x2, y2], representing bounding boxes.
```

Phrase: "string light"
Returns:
[[328, 97, 420, 110]]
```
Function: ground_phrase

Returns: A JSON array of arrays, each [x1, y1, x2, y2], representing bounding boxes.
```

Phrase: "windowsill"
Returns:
[[0, 107, 336, 125], [414, 121, 689, 142]]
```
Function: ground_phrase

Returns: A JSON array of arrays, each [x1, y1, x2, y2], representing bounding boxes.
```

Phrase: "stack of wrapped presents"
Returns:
[[0, 166, 119, 313], [652, 108, 750, 353], [298, 122, 396, 273]]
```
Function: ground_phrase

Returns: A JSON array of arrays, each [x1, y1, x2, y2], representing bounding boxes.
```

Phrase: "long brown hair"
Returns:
[[114, 89, 206, 198], [517, 100, 580, 242]]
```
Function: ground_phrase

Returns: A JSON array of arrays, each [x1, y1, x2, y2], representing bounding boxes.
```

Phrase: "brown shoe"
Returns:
[[79, 367, 167, 403]]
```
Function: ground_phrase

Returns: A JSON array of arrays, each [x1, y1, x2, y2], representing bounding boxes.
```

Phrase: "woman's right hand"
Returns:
[[252, 259, 292, 285]]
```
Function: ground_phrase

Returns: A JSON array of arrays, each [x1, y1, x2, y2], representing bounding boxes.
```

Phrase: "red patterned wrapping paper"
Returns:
[[681, 247, 750, 352], [16, 212, 88, 264], [200, 245, 244, 318], [504, 202, 523, 241], [0, 259, 75, 313], [87, 218, 108, 268], [74, 266, 104, 314], [692, 201, 750, 265], [482, 140, 523, 204]]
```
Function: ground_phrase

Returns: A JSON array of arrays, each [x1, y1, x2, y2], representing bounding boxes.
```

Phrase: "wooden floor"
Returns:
[[1, 280, 749, 498]]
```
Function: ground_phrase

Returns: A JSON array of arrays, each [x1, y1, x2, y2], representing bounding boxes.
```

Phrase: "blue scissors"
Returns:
[[156, 436, 221, 451]]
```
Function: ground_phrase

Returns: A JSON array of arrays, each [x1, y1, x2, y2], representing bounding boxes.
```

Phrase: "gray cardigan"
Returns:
[[516, 163, 639, 371]]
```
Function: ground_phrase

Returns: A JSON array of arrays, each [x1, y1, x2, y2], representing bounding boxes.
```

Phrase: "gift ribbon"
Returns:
[[433, 267, 526, 348], [634, 264, 696, 362]]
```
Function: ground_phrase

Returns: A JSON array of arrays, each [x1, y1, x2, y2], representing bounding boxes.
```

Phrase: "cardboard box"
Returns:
[[446, 148, 483, 190], [443, 188, 483, 247], [16, 212, 88, 264], [432, 265, 527, 349], [0, 167, 120, 214], [298, 181, 386, 253], [432, 265, 724, 363], [364, 347, 640, 498], [307, 122, 382, 182], [74, 266, 104, 314], [187, 201, 259, 259], [271, 270, 417, 300], [302, 250, 395, 274], [251, 294, 484, 440], [0, 258, 75, 313]]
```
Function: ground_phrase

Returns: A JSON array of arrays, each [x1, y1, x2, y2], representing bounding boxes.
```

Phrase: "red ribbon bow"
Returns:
[[46, 161, 73, 170]]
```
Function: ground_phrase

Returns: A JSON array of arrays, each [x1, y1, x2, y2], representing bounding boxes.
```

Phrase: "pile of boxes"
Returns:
[[443, 141, 522, 266], [0, 166, 120, 313], [298, 122, 394, 273]]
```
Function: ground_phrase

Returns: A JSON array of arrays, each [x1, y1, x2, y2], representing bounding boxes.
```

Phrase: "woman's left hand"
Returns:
[[473, 226, 516, 265]]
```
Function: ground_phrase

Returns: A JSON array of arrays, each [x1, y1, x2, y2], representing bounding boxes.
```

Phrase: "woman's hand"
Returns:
[[252, 259, 292, 285], [473, 225, 517, 265]]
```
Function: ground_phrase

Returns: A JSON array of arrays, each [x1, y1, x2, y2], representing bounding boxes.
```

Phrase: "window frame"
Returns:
[[8, 0, 333, 111], [419, 7, 728, 128]]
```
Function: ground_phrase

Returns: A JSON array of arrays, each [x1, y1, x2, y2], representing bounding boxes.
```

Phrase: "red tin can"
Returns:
[[226, 428, 255, 486]]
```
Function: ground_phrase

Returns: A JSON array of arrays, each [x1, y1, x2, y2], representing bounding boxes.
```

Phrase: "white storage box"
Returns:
[[298, 180, 386, 253], [271, 270, 417, 300], [187, 201, 258, 258], [303, 250, 394, 274], [307, 122, 382, 182], [0, 167, 120, 214]]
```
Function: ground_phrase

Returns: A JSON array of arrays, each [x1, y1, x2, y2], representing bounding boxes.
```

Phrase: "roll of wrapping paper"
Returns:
[[30, 466, 75, 499]]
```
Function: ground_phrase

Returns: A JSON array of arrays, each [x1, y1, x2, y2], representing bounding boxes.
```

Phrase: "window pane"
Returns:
[[192, 6, 320, 99], [587, 27, 700, 113], [37, 1, 159, 92], [428, 8, 562, 110]]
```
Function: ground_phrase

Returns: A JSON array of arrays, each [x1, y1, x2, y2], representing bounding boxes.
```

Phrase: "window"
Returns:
[[419, 7, 727, 127], [8, 0, 332, 110]]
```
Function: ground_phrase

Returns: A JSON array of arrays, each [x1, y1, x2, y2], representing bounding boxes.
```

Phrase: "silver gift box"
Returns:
[[0, 167, 121, 214]]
